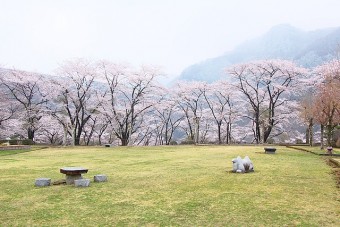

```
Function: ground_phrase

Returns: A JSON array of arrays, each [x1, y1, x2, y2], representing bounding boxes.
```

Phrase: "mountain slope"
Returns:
[[178, 24, 340, 82]]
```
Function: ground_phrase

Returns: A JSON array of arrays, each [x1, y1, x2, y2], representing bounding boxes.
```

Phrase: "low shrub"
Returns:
[[267, 138, 275, 144], [169, 140, 178, 145], [180, 139, 195, 145], [22, 139, 34, 145], [0, 140, 19, 145], [295, 139, 303, 144]]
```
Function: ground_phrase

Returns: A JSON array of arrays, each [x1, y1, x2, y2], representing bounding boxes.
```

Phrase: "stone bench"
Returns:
[[35, 178, 51, 187], [74, 179, 90, 187], [94, 174, 108, 182]]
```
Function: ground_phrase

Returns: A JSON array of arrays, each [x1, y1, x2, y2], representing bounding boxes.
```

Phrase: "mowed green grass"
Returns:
[[0, 146, 339, 226], [0, 146, 48, 156]]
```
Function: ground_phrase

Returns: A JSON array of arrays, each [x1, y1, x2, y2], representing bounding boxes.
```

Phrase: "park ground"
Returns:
[[0, 145, 339, 226]]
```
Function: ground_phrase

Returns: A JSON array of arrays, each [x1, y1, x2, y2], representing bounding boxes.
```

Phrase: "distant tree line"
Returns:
[[0, 57, 339, 147]]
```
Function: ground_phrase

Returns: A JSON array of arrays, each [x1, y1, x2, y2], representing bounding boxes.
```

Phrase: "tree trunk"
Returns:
[[305, 128, 310, 145], [165, 123, 169, 145], [27, 128, 35, 141], [63, 124, 68, 146], [74, 137, 80, 146], [121, 138, 128, 146], [71, 125, 76, 146], [226, 123, 229, 144], [320, 124, 324, 150], [228, 123, 232, 144], [193, 117, 200, 144], [263, 125, 273, 144], [255, 113, 261, 144], [217, 123, 221, 144], [326, 124, 333, 146], [98, 136, 102, 146], [308, 119, 313, 146], [256, 125, 261, 144]]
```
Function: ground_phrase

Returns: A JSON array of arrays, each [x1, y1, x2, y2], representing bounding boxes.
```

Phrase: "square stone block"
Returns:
[[74, 179, 90, 187], [35, 178, 51, 187], [94, 174, 108, 182]]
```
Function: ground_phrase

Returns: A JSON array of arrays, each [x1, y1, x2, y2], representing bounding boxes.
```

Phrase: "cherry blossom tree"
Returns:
[[227, 60, 307, 143], [50, 59, 104, 146], [82, 115, 98, 146], [96, 61, 125, 144], [202, 81, 239, 144], [93, 114, 111, 145], [0, 69, 49, 141], [298, 94, 315, 146], [35, 115, 63, 144], [0, 119, 24, 140], [197, 108, 214, 143], [99, 63, 163, 146], [153, 91, 184, 145], [174, 81, 206, 143], [312, 59, 340, 147], [0, 71, 18, 131], [130, 113, 159, 146], [0, 100, 17, 129], [82, 112, 112, 145]]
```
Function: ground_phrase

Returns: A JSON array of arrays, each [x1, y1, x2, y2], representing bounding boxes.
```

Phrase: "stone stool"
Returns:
[[35, 178, 51, 187], [74, 179, 90, 187], [94, 174, 108, 182]]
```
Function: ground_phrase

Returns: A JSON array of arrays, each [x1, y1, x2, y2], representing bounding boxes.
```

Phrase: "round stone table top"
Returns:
[[264, 147, 276, 151], [60, 167, 88, 175]]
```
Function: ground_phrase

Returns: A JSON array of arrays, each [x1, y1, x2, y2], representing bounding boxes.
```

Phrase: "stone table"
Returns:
[[60, 167, 88, 185], [326, 147, 333, 155], [264, 147, 276, 154]]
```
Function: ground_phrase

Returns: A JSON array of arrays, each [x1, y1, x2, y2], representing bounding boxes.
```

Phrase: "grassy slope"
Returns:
[[0, 146, 339, 226], [289, 146, 340, 155]]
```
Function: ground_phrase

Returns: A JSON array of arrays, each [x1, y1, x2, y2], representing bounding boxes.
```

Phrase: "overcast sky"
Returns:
[[1, 0, 340, 78]]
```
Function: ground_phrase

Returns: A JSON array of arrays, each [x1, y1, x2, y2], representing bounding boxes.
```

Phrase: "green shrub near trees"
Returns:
[[0, 139, 35, 145]]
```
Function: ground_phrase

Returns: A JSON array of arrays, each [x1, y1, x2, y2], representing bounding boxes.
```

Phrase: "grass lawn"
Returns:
[[0, 146, 48, 156], [0, 145, 339, 226]]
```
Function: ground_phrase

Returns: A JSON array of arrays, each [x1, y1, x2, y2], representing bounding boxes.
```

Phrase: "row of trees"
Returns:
[[0, 58, 339, 146], [300, 59, 340, 148]]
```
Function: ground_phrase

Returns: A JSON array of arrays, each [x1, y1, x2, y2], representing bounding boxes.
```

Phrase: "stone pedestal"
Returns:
[[66, 174, 83, 185], [35, 178, 51, 187], [74, 179, 90, 187], [94, 174, 108, 182]]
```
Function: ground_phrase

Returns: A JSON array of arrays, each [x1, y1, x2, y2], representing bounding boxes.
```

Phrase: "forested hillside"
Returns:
[[179, 24, 340, 82]]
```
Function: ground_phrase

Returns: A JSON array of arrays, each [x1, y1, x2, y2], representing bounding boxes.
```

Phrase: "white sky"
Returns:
[[1, 0, 340, 78]]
